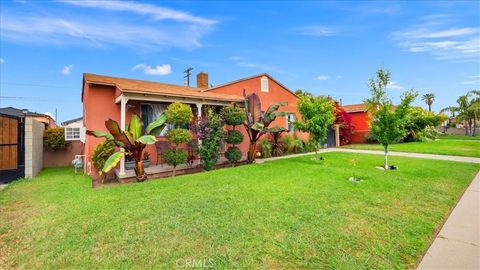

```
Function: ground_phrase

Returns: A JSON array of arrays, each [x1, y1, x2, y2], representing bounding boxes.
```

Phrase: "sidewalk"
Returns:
[[417, 171, 480, 269]]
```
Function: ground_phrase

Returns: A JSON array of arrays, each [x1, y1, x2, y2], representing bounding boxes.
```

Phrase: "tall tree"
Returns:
[[294, 95, 335, 160], [422, 93, 435, 112], [441, 91, 479, 136], [364, 68, 417, 169]]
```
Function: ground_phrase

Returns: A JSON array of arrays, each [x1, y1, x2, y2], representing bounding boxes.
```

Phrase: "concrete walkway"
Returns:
[[257, 148, 480, 269], [417, 171, 480, 269]]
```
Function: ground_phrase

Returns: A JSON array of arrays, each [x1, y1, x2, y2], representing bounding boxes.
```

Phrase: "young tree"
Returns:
[[365, 68, 417, 169], [294, 95, 335, 160], [422, 93, 435, 112], [164, 102, 193, 176]]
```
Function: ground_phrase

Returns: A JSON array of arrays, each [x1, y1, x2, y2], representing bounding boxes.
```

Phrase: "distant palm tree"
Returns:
[[422, 93, 435, 112]]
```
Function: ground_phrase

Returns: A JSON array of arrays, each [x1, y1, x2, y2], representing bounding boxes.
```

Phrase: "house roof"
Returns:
[[61, 117, 83, 126], [0, 107, 48, 117], [204, 73, 299, 98], [83, 73, 244, 102], [342, 103, 367, 113]]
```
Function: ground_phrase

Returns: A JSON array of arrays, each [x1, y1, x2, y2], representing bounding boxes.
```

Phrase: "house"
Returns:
[[342, 103, 370, 143], [61, 117, 83, 128], [81, 72, 311, 179], [0, 107, 56, 127]]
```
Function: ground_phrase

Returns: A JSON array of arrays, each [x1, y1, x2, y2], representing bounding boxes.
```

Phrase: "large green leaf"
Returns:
[[101, 151, 125, 174], [86, 130, 114, 140], [251, 122, 264, 131], [136, 135, 157, 145], [105, 119, 132, 146], [129, 114, 143, 141], [146, 113, 167, 136]]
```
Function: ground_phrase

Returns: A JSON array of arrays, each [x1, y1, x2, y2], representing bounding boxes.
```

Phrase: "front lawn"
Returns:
[[1, 152, 478, 269], [440, 134, 480, 141], [343, 139, 480, 157]]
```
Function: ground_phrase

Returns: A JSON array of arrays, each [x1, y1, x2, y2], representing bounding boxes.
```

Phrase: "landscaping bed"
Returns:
[[1, 152, 478, 268]]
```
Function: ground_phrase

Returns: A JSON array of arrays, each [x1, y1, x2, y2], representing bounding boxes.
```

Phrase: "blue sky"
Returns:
[[0, 0, 479, 123]]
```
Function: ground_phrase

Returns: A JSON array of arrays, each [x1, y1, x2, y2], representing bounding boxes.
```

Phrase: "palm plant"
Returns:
[[243, 90, 287, 163], [422, 93, 435, 112], [87, 114, 166, 181], [441, 91, 479, 136]]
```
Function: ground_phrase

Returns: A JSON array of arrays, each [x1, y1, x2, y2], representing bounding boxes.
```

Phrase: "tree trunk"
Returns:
[[383, 145, 389, 170], [314, 145, 319, 160], [428, 104, 431, 112], [172, 166, 176, 177], [134, 160, 147, 182], [247, 142, 257, 163]]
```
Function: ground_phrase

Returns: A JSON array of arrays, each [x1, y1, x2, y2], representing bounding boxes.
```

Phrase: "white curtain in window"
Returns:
[[151, 103, 169, 136]]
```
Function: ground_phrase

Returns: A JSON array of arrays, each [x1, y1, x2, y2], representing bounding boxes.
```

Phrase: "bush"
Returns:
[[165, 102, 193, 127], [92, 140, 116, 171], [225, 146, 242, 164], [282, 135, 294, 154], [258, 138, 272, 158], [197, 110, 224, 171], [166, 128, 192, 146], [224, 130, 244, 145], [222, 104, 245, 126], [416, 126, 440, 141], [305, 139, 317, 152], [164, 149, 188, 167], [44, 127, 69, 151], [293, 138, 305, 153]]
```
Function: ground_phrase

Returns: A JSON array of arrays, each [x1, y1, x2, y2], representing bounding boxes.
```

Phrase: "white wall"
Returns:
[[25, 118, 44, 178]]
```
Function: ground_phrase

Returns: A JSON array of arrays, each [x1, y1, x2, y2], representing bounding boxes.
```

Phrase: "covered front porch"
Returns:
[[114, 91, 244, 177]]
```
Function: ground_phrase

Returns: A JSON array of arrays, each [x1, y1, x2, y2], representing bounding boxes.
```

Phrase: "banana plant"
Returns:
[[243, 89, 287, 163], [87, 113, 166, 181]]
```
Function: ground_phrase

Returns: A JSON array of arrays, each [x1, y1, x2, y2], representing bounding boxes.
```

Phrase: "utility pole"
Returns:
[[183, 67, 193, 86]]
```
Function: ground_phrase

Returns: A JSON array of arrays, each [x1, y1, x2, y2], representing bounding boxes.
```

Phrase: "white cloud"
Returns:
[[386, 81, 404, 90], [392, 15, 480, 62], [316, 75, 329, 81], [461, 75, 480, 85], [0, 58, 4, 64], [229, 56, 245, 61], [294, 26, 336, 37], [58, 0, 217, 25], [228, 56, 284, 74], [61, 64, 73, 75], [132, 64, 172, 76], [0, 2, 216, 49]]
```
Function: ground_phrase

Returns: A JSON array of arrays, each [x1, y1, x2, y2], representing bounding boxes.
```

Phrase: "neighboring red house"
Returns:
[[81, 72, 308, 178], [342, 103, 370, 144]]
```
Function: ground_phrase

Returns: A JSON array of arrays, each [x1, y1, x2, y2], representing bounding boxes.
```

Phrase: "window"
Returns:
[[65, 127, 84, 141], [260, 76, 269, 92], [286, 113, 296, 132], [140, 103, 169, 136]]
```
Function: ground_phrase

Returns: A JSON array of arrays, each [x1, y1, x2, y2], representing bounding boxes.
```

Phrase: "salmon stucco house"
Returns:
[[81, 72, 308, 179]]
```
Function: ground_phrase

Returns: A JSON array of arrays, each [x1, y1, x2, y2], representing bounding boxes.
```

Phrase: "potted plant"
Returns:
[[142, 151, 151, 168], [125, 155, 135, 170]]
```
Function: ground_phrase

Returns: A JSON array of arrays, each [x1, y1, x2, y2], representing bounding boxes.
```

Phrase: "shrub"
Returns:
[[164, 149, 188, 167], [225, 146, 242, 164], [44, 127, 69, 151], [164, 102, 193, 127], [166, 128, 192, 146], [282, 134, 295, 154], [197, 109, 224, 171], [293, 138, 305, 153], [258, 138, 272, 158], [92, 140, 116, 171], [224, 130, 244, 145], [334, 102, 354, 145], [222, 104, 245, 126], [416, 126, 440, 141], [305, 139, 317, 152]]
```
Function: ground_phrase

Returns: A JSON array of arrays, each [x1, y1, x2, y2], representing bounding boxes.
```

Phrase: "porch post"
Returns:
[[334, 124, 340, 147], [196, 103, 203, 145], [119, 96, 127, 175]]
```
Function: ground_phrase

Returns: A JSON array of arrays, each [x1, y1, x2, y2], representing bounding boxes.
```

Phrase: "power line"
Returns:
[[0, 82, 77, 89]]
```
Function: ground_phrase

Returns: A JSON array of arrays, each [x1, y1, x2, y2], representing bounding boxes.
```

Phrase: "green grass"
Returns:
[[343, 139, 480, 157], [1, 152, 478, 269], [440, 134, 480, 141]]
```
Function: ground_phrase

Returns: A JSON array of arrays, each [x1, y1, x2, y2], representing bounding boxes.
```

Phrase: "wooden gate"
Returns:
[[0, 114, 24, 183]]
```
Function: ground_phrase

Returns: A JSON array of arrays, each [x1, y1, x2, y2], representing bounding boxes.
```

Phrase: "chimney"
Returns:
[[196, 72, 209, 89]]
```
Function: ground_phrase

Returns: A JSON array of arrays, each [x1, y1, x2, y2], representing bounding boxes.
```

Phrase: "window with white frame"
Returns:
[[65, 127, 84, 141], [260, 76, 269, 92], [286, 113, 296, 132]]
